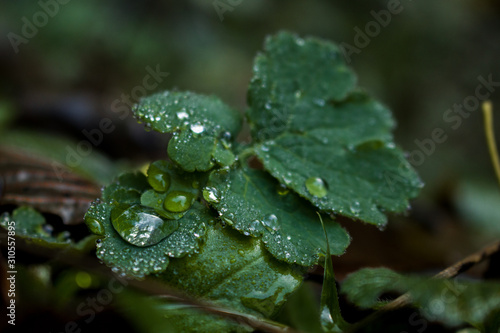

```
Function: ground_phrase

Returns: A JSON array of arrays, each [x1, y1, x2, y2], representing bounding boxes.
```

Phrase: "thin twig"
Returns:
[[347, 240, 500, 332], [0, 234, 298, 333], [483, 101, 500, 187]]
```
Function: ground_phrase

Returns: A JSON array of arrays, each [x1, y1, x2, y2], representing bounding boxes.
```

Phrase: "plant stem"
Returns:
[[483, 101, 500, 188]]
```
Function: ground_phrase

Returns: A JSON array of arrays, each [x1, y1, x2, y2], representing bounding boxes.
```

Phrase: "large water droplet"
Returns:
[[305, 177, 328, 198], [110, 205, 178, 247], [261, 214, 279, 232], [86, 217, 105, 235], [147, 164, 171, 192], [164, 191, 195, 213]]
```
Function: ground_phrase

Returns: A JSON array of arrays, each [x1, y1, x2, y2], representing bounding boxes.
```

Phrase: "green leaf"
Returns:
[[133, 91, 242, 172], [1, 206, 70, 248], [102, 172, 150, 205], [139, 161, 201, 220], [85, 163, 210, 278], [341, 267, 403, 309], [158, 223, 304, 331], [248, 31, 356, 141], [319, 214, 350, 333], [204, 165, 350, 266], [247, 32, 421, 226], [0, 206, 98, 252], [341, 267, 500, 329], [85, 200, 209, 278]]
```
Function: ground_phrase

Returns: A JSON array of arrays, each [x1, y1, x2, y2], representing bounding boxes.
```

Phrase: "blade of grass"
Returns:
[[482, 101, 500, 188], [318, 212, 351, 332]]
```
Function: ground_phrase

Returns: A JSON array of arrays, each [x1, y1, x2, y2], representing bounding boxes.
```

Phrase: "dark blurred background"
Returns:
[[1, 0, 500, 272]]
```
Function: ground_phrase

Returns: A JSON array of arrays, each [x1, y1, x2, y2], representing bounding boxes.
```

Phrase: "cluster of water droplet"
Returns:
[[107, 162, 200, 248]]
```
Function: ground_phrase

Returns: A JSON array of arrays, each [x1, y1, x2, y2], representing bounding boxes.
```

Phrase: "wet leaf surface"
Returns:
[[205, 165, 350, 266], [247, 32, 422, 227], [158, 224, 304, 332], [133, 91, 242, 172]]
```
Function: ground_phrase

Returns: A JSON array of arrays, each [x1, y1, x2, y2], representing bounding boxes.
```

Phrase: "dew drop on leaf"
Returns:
[[147, 164, 171, 192], [305, 177, 328, 198], [176, 110, 189, 119], [164, 191, 195, 213], [190, 123, 205, 134], [249, 219, 261, 232], [203, 187, 220, 203], [276, 184, 290, 196], [349, 201, 361, 216], [110, 204, 179, 247], [86, 217, 105, 235], [261, 214, 279, 232]]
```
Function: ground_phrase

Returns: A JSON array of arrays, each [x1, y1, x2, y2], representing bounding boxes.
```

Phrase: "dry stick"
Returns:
[[0, 234, 298, 333], [348, 240, 500, 332]]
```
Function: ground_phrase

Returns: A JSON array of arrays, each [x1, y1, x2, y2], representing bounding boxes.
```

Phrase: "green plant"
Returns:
[[82, 31, 421, 331], [5, 29, 500, 333]]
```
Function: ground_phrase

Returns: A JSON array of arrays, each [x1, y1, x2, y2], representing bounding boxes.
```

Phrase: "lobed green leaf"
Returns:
[[133, 91, 242, 172], [247, 32, 422, 227]]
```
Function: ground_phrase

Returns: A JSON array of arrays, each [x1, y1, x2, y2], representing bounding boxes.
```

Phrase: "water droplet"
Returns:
[[164, 191, 195, 213], [249, 219, 261, 232], [261, 214, 279, 232], [385, 142, 395, 149], [220, 131, 232, 149], [276, 184, 289, 196], [110, 204, 178, 247], [295, 37, 305, 46], [42, 224, 54, 235], [313, 98, 325, 106], [190, 123, 205, 134], [176, 111, 189, 119], [305, 177, 328, 198], [147, 164, 171, 192], [349, 201, 361, 216], [203, 187, 220, 203]]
